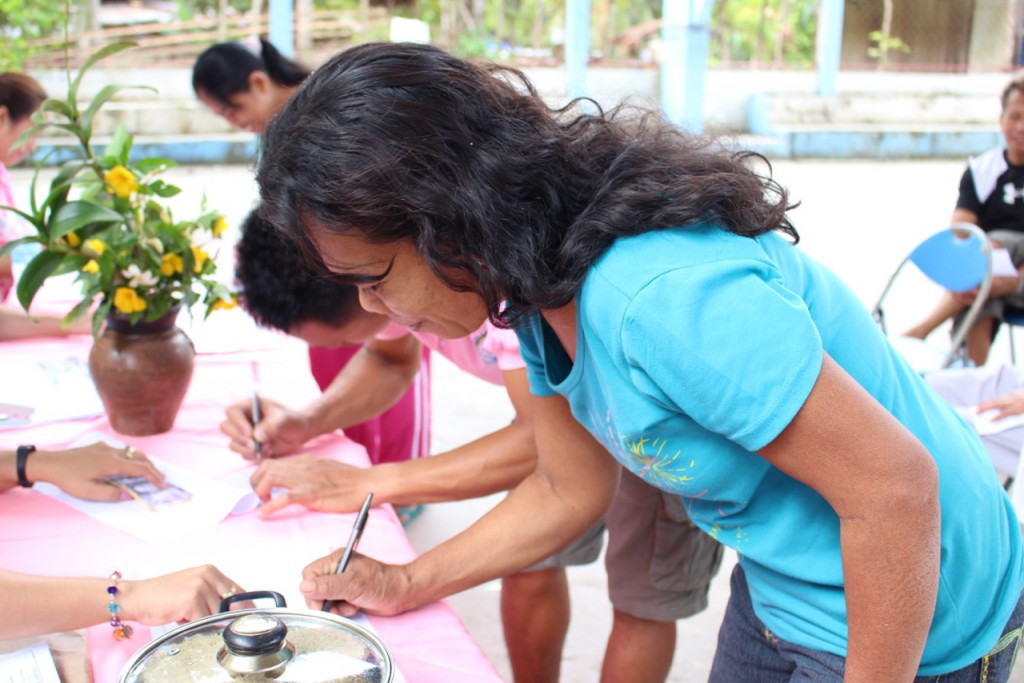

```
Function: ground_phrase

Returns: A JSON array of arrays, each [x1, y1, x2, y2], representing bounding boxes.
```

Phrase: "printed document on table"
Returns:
[[0, 641, 61, 683], [35, 437, 253, 544]]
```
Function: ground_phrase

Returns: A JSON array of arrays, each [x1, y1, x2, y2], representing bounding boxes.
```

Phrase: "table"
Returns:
[[0, 312, 503, 682]]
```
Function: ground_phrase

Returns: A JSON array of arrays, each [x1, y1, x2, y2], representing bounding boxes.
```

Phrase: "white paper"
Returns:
[[36, 446, 254, 544], [0, 356, 103, 429], [992, 248, 1019, 277], [955, 405, 1024, 435], [0, 642, 61, 683]]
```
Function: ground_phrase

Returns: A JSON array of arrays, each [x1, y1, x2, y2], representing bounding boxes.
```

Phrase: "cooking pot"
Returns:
[[118, 591, 394, 682]]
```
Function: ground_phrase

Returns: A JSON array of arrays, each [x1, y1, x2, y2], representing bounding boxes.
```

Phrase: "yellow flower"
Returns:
[[104, 165, 138, 199], [113, 287, 147, 314], [211, 294, 238, 312], [212, 217, 228, 237], [160, 253, 184, 277], [65, 231, 81, 247], [191, 246, 209, 273], [84, 238, 106, 256], [81, 259, 99, 273]]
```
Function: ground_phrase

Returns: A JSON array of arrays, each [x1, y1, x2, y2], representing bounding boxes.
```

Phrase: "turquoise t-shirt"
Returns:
[[515, 224, 1024, 674]]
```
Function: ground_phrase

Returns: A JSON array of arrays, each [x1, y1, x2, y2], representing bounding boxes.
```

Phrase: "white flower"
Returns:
[[123, 264, 158, 288]]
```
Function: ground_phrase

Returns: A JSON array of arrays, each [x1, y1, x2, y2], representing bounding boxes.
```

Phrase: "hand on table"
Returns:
[[27, 443, 166, 501], [221, 396, 315, 460], [300, 551, 411, 617], [121, 564, 245, 624], [977, 390, 1024, 421], [251, 455, 373, 517]]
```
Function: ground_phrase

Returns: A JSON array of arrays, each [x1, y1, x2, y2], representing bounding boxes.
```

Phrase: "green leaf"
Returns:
[[16, 250, 65, 311], [82, 84, 156, 139], [53, 254, 89, 276], [39, 97, 76, 121], [0, 202, 41, 231], [70, 41, 137, 106], [103, 125, 132, 165], [0, 235, 41, 261], [49, 200, 124, 239], [92, 298, 112, 339], [63, 296, 95, 327], [149, 181, 182, 198], [135, 158, 176, 174]]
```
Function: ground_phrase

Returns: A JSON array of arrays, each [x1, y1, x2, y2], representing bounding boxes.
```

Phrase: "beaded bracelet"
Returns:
[[107, 571, 133, 641]]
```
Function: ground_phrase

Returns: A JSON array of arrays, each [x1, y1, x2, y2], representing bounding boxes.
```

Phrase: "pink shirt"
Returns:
[[0, 162, 16, 301], [377, 320, 525, 386]]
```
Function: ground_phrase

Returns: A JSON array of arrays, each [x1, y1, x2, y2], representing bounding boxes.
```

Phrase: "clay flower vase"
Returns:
[[88, 305, 195, 436]]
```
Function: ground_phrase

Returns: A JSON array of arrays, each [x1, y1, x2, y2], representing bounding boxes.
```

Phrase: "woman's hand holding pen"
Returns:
[[220, 396, 314, 460]]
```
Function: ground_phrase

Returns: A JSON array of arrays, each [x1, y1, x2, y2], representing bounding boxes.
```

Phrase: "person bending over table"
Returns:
[[257, 43, 1024, 682], [219, 209, 721, 683], [1, 442, 243, 639], [193, 40, 431, 469]]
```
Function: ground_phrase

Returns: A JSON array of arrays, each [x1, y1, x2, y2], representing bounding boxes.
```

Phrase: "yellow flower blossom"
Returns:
[[104, 165, 139, 199], [84, 238, 106, 256], [160, 253, 184, 277], [212, 217, 228, 237], [81, 259, 100, 274], [113, 287, 147, 314], [211, 294, 238, 312], [65, 232, 81, 247], [191, 246, 209, 273]]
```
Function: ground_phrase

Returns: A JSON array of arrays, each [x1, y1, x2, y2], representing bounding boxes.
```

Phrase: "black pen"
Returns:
[[322, 491, 374, 612], [251, 391, 262, 461]]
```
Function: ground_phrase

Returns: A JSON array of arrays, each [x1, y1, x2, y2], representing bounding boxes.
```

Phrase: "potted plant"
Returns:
[[0, 42, 237, 435]]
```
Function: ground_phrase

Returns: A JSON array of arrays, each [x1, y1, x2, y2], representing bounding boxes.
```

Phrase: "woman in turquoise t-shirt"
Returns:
[[254, 43, 1024, 682]]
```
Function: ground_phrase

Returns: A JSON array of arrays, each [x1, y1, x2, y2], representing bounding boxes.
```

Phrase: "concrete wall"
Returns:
[[27, 65, 1014, 161]]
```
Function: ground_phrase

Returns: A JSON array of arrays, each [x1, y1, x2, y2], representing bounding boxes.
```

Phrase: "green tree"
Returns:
[[0, 0, 71, 69]]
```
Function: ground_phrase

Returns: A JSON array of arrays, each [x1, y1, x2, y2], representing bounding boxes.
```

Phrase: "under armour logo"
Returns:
[[1003, 182, 1024, 204]]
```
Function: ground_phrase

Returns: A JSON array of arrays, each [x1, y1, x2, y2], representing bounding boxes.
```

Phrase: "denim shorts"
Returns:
[[710, 563, 1024, 682]]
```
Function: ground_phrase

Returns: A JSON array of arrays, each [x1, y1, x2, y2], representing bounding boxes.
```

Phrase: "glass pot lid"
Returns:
[[119, 591, 393, 683]]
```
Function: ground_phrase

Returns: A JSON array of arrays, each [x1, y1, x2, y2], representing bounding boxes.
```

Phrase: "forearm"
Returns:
[[841, 481, 940, 682], [367, 422, 536, 506], [0, 572, 113, 639], [303, 346, 417, 437], [0, 307, 77, 340], [400, 465, 616, 610]]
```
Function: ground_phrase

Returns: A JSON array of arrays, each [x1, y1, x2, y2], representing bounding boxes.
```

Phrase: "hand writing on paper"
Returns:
[[977, 390, 1024, 422], [300, 551, 411, 617], [250, 456, 373, 517], [221, 396, 313, 460]]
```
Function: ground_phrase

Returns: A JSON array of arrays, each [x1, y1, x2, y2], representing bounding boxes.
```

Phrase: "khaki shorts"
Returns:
[[605, 468, 724, 621], [525, 518, 605, 571]]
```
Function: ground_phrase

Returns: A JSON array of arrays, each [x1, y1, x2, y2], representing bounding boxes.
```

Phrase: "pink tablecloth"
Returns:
[[0, 329, 502, 682]]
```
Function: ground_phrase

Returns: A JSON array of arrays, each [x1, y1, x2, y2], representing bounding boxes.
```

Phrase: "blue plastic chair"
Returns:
[[872, 223, 993, 370]]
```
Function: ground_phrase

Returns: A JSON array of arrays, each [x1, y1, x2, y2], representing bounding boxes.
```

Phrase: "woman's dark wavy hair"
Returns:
[[0, 72, 47, 121], [258, 42, 798, 325], [192, 38, 310, 105], [235, 208, 364, 333]]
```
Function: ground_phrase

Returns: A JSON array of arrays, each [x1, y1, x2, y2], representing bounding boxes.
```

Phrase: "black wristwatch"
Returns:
[[16, 445, 36, 488]]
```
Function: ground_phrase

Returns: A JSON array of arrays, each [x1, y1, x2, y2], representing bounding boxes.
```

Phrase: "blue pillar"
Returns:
[[565, 0, 591, 99], [662, 0, 713, 133], [268, 0, 294, 57], [816, 0, 844, 96]]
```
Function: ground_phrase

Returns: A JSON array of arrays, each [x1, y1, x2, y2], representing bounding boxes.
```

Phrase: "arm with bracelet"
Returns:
[[0, 442, 167, 499]]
